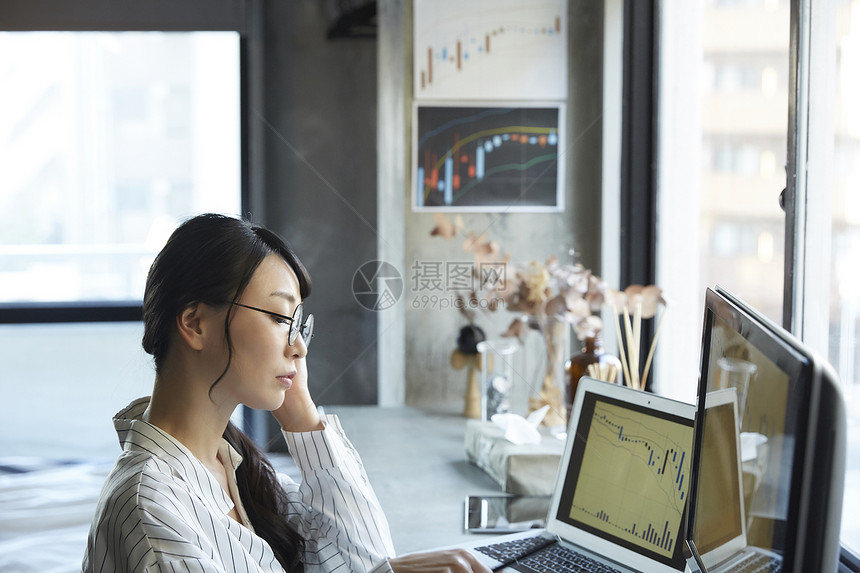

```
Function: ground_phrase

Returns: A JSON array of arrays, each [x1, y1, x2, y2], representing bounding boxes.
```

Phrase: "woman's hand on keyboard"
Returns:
[[389, 549, 493, 572]]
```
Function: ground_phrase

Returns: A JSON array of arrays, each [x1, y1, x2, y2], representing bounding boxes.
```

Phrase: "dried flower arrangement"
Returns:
[[430, 213, 606, 425], [430, 214, 669, 398]]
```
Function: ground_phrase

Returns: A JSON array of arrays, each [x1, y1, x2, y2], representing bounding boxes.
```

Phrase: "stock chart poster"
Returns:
[[412, 104, 564, 212], [413, 0, 568, 100]]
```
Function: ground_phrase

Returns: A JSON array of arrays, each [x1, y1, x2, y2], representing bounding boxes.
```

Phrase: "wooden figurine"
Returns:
[[452, 324, 486, 419]]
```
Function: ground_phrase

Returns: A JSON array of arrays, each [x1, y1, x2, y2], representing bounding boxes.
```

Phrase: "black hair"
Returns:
[[141, 213, 310, 571]]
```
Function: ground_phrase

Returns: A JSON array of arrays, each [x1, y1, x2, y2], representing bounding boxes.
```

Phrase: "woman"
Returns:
[[84, 213, 489, 572]]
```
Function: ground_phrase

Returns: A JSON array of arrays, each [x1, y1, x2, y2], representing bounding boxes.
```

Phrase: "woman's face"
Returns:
[[217, 253, 307, 411]]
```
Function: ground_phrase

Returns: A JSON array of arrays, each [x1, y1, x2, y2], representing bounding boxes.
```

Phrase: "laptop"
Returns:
[[684, 389, 783, 573], [466, 377, 696, 573]]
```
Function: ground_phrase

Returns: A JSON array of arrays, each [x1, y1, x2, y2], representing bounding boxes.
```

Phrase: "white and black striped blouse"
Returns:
[[83, 398, 396, 572]]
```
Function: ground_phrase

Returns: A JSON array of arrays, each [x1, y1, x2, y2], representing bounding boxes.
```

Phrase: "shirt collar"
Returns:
[[112, 397, 242, 518]]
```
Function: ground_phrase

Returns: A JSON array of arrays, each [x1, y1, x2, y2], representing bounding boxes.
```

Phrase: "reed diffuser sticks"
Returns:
[[606, 285, 666, 391]]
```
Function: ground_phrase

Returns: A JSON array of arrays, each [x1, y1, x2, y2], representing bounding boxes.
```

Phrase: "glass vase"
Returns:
[[476, 338, 519, 422], [525, 317, 569, 428]]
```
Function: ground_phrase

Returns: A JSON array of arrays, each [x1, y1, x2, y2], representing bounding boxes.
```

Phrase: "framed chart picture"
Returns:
[[412, 103, 565, 212], [413, 0, 568, 101]]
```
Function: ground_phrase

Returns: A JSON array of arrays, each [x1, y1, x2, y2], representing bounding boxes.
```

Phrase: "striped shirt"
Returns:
[[83, 398, 396, 572]]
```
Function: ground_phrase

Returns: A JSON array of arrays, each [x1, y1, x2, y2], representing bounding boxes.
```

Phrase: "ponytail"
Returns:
[[224, 422, 306, 572]]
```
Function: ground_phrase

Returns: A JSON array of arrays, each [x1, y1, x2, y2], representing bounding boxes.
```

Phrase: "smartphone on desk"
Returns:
[[464, 494, 551, 533]]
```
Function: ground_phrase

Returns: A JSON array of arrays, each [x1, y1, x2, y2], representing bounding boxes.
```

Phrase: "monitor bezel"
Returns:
[[686, 287, 816, 571]]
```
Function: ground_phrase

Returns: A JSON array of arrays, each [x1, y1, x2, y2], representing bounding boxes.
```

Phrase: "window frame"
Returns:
[[0, 0, 257, 324], [618, 0, 660, 390], [783, 0, 835, 351]]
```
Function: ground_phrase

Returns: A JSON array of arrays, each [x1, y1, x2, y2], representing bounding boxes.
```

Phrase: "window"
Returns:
[[0, 29, 243, 458], [0, 31, 241, 312], [658, 0, 859, 556]]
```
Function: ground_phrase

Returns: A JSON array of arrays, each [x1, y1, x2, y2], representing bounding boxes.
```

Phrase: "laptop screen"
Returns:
[[691, 398, 745, 556], [555, 391, 694, 570]]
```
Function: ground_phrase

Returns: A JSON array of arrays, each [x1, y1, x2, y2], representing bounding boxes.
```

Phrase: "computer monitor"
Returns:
[[685, 287, 847, 573]]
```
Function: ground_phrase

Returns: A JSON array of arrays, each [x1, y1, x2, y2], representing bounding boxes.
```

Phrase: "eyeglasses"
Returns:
[[227, 302, 314, 347]]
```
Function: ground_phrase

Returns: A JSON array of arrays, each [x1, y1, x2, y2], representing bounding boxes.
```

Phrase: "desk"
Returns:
[[326, 405, 504, 554]]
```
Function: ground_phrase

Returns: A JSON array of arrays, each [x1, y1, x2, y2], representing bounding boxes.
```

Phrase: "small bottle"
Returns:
[[565, 333, 621, 416]]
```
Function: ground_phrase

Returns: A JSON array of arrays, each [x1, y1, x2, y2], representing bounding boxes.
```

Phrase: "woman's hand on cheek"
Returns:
[[388, 549, 493, 573], [272, 357, 324, 432]]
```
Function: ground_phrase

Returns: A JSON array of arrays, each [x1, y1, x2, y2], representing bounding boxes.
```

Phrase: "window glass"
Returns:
[[0, 32, 241, 305], [655, 0, 790, 406], [830, 0, 860, 554], [698, 0, 789, 323], [659, 0, 859, 554]]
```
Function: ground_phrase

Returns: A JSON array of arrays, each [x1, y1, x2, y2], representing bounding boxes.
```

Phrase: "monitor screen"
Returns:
[[686, 287, 846, 573]]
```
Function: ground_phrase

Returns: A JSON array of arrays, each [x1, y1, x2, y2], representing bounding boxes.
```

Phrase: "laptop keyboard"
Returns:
[[728, 552, 782, 573], [475, 535, 553, 561], [475, 537, 623, 573], [514, 543, 624, 573]]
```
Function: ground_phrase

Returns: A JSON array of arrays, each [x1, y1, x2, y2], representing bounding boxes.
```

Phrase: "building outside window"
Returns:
[[658, 0, 859, 555], [0, 32, 241, 307]]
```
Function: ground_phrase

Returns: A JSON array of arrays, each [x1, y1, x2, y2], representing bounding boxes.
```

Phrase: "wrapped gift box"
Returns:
[[464, 419, 564, 496]]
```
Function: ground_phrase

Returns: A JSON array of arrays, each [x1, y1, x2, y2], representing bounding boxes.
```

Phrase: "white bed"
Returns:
[[0, 455, 301, 573], [0, 458, 110, 572]]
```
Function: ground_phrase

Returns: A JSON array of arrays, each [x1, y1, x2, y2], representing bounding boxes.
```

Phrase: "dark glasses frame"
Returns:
[[227, 302, 314, 347]]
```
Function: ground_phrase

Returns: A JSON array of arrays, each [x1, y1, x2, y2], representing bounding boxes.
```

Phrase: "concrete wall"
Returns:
[[261, 1, 380, 405], [396, 0, 606, 411]]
